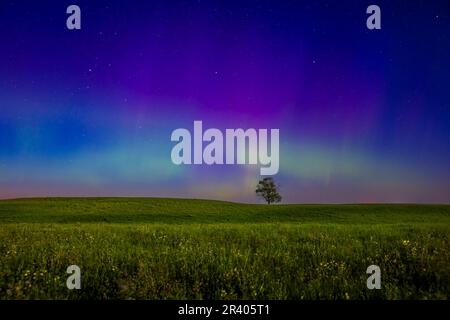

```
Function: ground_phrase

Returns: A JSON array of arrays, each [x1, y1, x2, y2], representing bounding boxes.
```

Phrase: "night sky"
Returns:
[[1, 0, 449, 203]]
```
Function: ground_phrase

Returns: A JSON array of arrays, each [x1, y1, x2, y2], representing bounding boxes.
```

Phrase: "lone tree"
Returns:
[[256, 177, 282, 204]]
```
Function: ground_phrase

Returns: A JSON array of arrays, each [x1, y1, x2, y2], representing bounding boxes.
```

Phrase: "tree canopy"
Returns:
[[256, 177, 282, 204]]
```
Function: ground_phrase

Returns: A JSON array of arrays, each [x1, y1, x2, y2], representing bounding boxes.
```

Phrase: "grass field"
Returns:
[[0, 198, 449, 300]]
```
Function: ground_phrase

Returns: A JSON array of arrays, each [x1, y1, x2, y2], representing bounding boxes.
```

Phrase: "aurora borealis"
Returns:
[[1, 0, 449, 203]]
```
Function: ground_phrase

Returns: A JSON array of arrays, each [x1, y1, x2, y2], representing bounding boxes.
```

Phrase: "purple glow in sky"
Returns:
[[1, 1, 450, 203]]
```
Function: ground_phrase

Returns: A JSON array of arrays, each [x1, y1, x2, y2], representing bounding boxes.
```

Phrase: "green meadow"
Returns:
[[0, 198, 449, 300]]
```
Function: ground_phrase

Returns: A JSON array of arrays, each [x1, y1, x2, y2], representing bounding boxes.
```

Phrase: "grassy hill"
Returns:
[[0, 198, 449, 300], [1, 197, 449, 224]]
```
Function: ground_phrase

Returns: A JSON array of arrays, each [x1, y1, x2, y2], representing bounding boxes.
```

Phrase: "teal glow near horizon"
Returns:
[[1, 1, 450, 203]]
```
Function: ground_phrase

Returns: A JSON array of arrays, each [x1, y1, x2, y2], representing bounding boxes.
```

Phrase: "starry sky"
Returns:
[[1, 0, 450, 203]]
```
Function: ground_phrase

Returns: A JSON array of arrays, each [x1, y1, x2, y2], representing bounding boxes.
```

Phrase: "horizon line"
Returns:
[[0, 195, 449, 206]]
